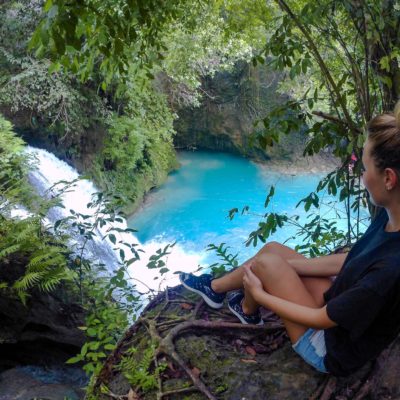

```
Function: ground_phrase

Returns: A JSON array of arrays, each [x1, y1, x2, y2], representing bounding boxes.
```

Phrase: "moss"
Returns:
[[88, 133, 179, 215]]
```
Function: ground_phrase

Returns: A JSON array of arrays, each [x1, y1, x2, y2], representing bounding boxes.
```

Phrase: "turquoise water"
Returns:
[[128, 151, 361, 266]]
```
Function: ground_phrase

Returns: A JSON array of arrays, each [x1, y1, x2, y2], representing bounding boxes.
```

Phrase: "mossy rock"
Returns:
[[173, 61, 306, 162], [88, 285, 400, 400]]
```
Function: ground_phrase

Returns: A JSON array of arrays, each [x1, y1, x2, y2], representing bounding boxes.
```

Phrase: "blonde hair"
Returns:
[[367, 101, 400, 172]]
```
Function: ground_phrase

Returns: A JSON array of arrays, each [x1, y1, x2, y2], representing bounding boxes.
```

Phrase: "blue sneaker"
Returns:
[[179, 273, 225, 309], [228, 291, 263, 325]]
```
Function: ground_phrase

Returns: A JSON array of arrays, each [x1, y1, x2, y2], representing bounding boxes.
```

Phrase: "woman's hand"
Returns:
[[243, 264, 264, 298]]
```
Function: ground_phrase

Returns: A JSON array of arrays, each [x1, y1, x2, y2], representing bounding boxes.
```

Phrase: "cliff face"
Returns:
[[174, 62, 305, 161]]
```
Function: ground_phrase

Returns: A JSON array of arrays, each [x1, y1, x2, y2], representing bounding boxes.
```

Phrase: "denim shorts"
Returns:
[[292, 328, 328, 374]]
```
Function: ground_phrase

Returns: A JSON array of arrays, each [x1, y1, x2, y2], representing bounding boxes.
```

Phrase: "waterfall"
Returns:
[[26, 146, 121, 272], [23, 146, 200, 294]]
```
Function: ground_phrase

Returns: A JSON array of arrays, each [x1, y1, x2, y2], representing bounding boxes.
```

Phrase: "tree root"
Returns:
[[149, 311, 284, 400], [158, 386, 198, 399], [319, 376, 337, 400], [134, 291, 284, 400], [95, 285, 393, 400]]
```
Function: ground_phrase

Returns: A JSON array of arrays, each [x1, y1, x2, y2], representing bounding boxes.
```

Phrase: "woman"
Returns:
[[179, 102, 400, 376]]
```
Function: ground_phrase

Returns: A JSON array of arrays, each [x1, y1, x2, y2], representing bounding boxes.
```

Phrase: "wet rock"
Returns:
[[0, 253, 87, 399], [0, 254, 85, 371], [0, 367, 86, 400]]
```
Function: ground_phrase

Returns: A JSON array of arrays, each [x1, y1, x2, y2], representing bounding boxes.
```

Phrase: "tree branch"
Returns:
[[275, 0, 359, 139], [312, 111, 362, 133]]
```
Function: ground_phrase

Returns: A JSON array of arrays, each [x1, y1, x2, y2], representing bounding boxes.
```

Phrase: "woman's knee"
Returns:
[[252, 253, 285, 277], [260, 241, 282, 254], [259, 241, 303, 261]]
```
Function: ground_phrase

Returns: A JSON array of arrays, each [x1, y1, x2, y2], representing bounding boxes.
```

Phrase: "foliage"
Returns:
[[90, 71, 178, 211], [0, 115, 73, 303], [0, 116, 25, 153], [52, 185, 176, 385], [0, 1, 110, 137], [159, 4, 256, 108], [0, 52, 108, 136], [229, 0, 400, 254], [253, 0, 400, 181], [118, 345, 167, 393], [66, 279, 130, 375], [0, 217, 74, 303], [30, 0, 209, 84], [0, 115, 34, 210], [226, 182, 367, 260], [206, 243, 239, 277]]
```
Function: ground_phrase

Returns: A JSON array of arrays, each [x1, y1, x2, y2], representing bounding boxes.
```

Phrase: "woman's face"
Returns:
[[361, 139, 386, 206]]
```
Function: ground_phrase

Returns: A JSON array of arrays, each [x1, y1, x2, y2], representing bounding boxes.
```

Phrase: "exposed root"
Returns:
[[151, 317, 282, 400], [191, 299, 204, 319], [159, 386, 198, 399], [95, 284, 390, 400], [309, 378, 327, 400], [320, 376, 337, 400]]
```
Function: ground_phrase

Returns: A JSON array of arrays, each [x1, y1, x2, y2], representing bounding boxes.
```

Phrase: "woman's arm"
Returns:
[[288, 252, 348, 277], [252, 290, 336, 329], [242, 265, 337, 329]]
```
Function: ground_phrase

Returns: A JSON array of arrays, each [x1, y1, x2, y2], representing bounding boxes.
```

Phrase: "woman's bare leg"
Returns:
[[211, 242, 292, 292], [248, 253, 323, 343], [211, 241, 332, 308]]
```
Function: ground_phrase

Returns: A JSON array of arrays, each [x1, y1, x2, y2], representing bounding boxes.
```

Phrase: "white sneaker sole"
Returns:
[[179, 277, 224, 309], [228, 303, 264, 326]]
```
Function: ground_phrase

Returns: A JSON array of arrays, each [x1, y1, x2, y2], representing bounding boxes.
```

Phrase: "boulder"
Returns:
[[0, 253, 88, 399], [88, 285, 400, 400], [0, 254, 86, 370]]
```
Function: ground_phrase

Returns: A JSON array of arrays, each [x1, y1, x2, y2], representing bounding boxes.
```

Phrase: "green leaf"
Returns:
[[66, 355, 82, 364], [52, 29, 66, 55], [87, 327, 97, 337], [264, 186, 275, 208], [109, 234, 116, 244]]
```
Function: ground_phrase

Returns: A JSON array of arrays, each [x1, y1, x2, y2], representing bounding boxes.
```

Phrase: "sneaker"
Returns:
[[228, 291, 264, 325], [179, 273, 225, 309]]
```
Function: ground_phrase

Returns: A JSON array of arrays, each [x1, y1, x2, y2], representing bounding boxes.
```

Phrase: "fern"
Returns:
[[0, 244, 21, 258], [0, 215, 72, 298], [13, 271, 44, 291], [118, 344, 166, 393]]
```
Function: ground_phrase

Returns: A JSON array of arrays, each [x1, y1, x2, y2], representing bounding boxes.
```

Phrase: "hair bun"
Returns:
[[394, 100, 400, 129]]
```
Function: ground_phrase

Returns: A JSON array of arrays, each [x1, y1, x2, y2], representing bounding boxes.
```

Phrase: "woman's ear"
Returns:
[[384, 168, 398, 190]]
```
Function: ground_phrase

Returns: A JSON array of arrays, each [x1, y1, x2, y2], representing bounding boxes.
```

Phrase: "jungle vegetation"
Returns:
[[1, 0, 399, 393]]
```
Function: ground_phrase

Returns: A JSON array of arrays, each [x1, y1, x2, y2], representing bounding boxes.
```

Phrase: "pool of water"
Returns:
[[127, 151, 361, 288]]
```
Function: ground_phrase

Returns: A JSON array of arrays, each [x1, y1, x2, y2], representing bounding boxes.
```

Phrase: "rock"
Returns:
[[0, 253, 86, 370], [173, 61, 305, 162], [88, 285, 400, 400], [0, 253, 88, 398], [0, 367, 86, 400]]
